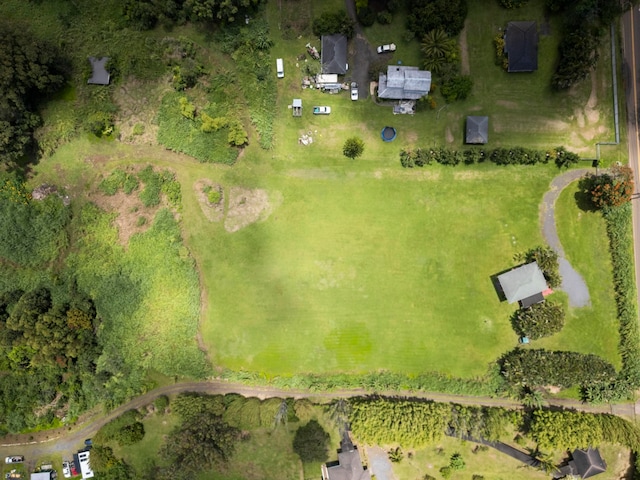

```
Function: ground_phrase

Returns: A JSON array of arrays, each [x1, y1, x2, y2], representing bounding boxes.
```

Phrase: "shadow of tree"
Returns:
[[575, 176, 598, 212]]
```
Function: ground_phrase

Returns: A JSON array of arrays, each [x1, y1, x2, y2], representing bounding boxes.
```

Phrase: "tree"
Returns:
[[440, 75, 473, 102], [515, 246, 561, 289], [512, 301, 565, 340], [292, 420, 330, 463], [343, 137, 365, 159], [406, 0, 468, 37], [0, 22, 66, 164], [421, 28, 458, 74], [312, 11, 355, 38], [185, 0, 262, 23], [589, 165, 634, 209]]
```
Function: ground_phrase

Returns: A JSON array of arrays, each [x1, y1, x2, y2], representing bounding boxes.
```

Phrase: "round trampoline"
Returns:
[[381, 126, 397, 142]]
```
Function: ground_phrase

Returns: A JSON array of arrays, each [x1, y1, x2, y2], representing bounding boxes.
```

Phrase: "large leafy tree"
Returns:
[[0, 22, 66, 164], [589, 165, 634, 209], [512, 302, 565, 340], [407, 0, 467, 37], [292, 420, 330, 463], [343, 137, 365, 159]]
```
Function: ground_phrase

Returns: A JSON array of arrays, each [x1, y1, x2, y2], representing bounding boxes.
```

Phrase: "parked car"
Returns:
[[62, 461, 71, 478], [313, 106, 331, 115], [377, 43, 396, 54], [4, 457, 23, 464], [350, 82, 358, 101], [84, 438, 93, 447]]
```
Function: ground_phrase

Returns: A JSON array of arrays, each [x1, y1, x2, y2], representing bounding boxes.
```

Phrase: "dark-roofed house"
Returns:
[[321, 35, 348, 75], [87, 57, 111, 85], [504, 21, 538, 72], [466, 116, 489, 144], [554, 448, 607, 479], [321, 433, 371, 480], [497, 261, 548, 308], [378, 66, 431, 100]]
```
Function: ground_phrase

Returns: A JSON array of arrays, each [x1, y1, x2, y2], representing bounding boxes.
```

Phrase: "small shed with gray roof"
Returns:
[[466, 116, 489, 144], [87, 57, 111, 85], [497, 261, 548, 307], [377, 66, 431, 100], [321, 35, 348, 75]]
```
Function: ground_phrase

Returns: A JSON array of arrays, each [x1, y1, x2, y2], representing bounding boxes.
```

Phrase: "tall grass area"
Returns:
[[66, 204, 208, 401], [535, 182, 620, 366]]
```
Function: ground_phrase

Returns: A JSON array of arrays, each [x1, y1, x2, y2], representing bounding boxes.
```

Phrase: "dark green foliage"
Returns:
[[553, 146, 580, 168], [406, 0, 467, 37], [159, 411, 240, 478], [515, 245, 561, 289], [99, 170, 127, 196], [185, 0, 262, 23], [377, 11, 392, 24], [312, 11, 355, 38], [343, 137, 365, 159], [440, 75, 472, 102], [588, 165, 634, 209], [498, 0, 528, 7], [512, 302, 565, 340], [293, 420, 330, 463], [96, 410, 145, 446], [0, 21, 66, 164], [350, 397, 451, 447], [449, 453, 466, 470], [448, 405, 514, 442], [388, 446, 404, 462], [500, 348, 617, 391], [399, 146, 554, 168], [173, 392, 226, 419], [89, 445, 135, 479], [552, 31, 600, 90], [137, 165, 181, 208], [357, 7, 376, 26]]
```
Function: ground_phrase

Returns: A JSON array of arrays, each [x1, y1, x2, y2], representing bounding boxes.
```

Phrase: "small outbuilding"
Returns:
[[292, 98, 302, 117], [497, 261, 548, 307], [466, 116, 489, 144], [87, 57, 111, 85], [30, 473, 52, 480], [504, 21, 538, 72], [321, 34, 348, 75]]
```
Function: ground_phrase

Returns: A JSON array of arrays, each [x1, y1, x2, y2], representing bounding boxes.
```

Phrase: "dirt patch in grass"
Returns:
[[114, 76, 171, 145], [459, 20, 470, 75], [445, 126, 454, 143], [194, 179, 224, 222], [89, 189, 160, 246], [496, 100, 518, 108], [224, 187, 281, 233]]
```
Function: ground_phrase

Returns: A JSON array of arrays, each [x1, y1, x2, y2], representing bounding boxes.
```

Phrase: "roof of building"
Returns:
[[378, 66, 431, 100], [466, 116, 489, 144], [497, 262, 548, 304], [87, 57, 111, 85], [322, 433, 371, 480], [293, 98, 302, 107], [572, 448, 607, 478], [77, 450, 94, 479], [321, 35, 348, 75], [30, 473, 51, 480], [504, 21, 538, 72]]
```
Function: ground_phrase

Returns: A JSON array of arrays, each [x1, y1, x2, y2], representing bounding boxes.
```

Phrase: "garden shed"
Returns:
[[504, 21, 538, 72], [497, 261, 548, 307], [321, 34, 348, 75], [465, 116, 489, 144], [87, 57, 111, 85], [292, 98, 302, 117]]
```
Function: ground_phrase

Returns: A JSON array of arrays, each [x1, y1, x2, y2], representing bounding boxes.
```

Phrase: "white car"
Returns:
[[351, 82, 358, 101], [377, 43, 396, 54], [62, 461, 71, 478], [5, 456, 23, 464], [313, 106, 331, 115]]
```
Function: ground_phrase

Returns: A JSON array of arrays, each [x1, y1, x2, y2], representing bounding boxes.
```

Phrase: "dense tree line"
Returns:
[[0, 286, 102, 432], [0, 22, 66, 164]]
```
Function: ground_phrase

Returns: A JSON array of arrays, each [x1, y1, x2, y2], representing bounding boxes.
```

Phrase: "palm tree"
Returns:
[[421, 28, 458, 73]]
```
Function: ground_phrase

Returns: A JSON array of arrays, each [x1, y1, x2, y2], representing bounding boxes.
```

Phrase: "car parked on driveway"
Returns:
[[63, 461, 71, 478], [377, 43, 396, 54], [4, 456, 23, 464], [313, 106, 331, 115], [350, 82, 358, 101]]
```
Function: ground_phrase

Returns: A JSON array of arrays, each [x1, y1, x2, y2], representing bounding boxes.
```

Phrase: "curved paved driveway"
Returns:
[[540, 169, 592, 307]]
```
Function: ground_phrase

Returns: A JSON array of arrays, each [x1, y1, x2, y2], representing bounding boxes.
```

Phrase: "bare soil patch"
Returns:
[[496, 100, 518, 108], [194, 179, 224, 222], [445, 127, 454, 143], [224, 188, 279, 233], [459, 21, 470, 75]]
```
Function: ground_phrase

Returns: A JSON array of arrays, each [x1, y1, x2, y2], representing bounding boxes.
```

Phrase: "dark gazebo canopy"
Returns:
[[465, 116, 488, 144]]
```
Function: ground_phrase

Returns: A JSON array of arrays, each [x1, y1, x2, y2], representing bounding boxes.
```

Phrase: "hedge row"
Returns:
[[603, 204, 640, 390], [399, 146, 580, 168]]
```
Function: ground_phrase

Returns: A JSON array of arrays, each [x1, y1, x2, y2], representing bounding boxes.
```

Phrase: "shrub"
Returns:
[[589, 165, 634, 209], [343, 137, 365, 159], [512, 301, 565, 340], [123, 174, 139, 194], [387, 0, 401, 13], [553, 146, 580, 168], [439, 466, 452, 479], [357, 6, 376, 26], [494, 35, 505, 66], [179, 97, 196, 120], [154, 395, 169, 414], [449, 453, 466, 470], [377, 11, 392, 24], [207, 189, 221, 204], [99, 170, 127, 196], [388, 446, 404, 462], [293, 420, 330, 463], [312, 11, 355, 38], [498, 0, 528, 7], [441, 75, 473, 102]]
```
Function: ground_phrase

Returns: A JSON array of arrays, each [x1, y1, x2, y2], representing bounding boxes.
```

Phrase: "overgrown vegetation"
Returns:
[[512, 301, 565, 340], [96, 410, 145, 446]]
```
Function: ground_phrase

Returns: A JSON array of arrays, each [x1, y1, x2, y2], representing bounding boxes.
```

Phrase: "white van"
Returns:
[[276, 58, 284, 78]]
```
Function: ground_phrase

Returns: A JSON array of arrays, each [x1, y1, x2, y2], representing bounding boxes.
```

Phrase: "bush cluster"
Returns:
[[96, 410, 145, 446], [512, 301, 565, 340], [400, 146, 580, 168], [312, 11, 354, 38]]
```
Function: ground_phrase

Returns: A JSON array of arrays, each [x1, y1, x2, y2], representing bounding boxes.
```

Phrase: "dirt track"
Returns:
[[0, 379, 636, 464]]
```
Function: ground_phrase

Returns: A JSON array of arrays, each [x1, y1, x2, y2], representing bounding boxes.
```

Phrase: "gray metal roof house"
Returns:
[[87, 57, 111, 85], [378, 66, 431, 100], [321, 433, 371, 480], [321, 35, 348, 75], [554, 448, 607, 479], [497, 261, 548, 307], [504, 21, 538, 72], [466, 116, 489, 144]]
